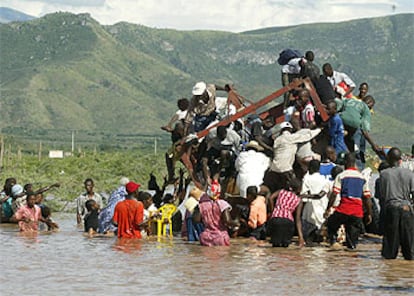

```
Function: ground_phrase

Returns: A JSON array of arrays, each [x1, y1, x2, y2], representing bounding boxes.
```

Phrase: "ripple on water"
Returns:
[[1, 214, 413, 295]]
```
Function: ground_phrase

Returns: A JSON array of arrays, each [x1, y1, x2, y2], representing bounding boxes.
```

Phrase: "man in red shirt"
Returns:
[[325, 152, 372, 250], [112, 181, 144, 239]]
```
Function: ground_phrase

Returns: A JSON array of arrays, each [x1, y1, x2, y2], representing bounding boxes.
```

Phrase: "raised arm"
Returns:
[[34, 183, 60, 195], [214, 84, 231, 92]]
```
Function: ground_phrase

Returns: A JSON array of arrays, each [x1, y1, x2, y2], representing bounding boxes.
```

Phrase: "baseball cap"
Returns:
[[280, 121, 293, 129], [125, 181, 140, 194]]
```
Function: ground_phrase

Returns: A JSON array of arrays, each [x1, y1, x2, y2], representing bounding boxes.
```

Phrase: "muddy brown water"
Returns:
[[0, 213, 413, 295]]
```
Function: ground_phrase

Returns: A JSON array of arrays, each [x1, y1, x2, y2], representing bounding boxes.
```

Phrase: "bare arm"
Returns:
[[39, 216, 59, 229], [35, 183, 60, 195], [222, 208, 240, 230], [268, 190, 281, 215], [9, 215, 23, 223], [324, 191, 337, 219], [300, 190, 327, 200], [1, 195, 10, 203], [214, 84, 231, 92], [363, 197, 372, 225], [362, 130, 381, 155], [201, 157, 211, 185], [162, 114, 180, 131], [295, 201, 305, 247], [255, 136, 273, 152], [343, 86, 355, 98], [76, 197, 82, 225]]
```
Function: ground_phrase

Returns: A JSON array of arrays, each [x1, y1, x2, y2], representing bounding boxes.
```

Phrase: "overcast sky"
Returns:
[[2, 0, 413, 32]]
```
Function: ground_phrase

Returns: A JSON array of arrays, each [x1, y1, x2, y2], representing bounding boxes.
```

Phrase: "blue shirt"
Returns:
[[329, 114, 348, 154], [320, 162, 336, 181]]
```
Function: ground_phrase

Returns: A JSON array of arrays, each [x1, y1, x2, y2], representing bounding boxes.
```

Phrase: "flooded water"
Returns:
[[1, 213, 413, 295]]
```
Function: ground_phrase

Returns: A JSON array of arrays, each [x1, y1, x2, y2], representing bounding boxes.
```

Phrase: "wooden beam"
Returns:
[[303, 77, 329, 122], [196, 79, 304, 139]]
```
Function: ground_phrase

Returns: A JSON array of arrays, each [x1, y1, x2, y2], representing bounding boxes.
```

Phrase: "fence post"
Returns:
[[38, 141, 42, 161], [0, 135, 4, 168]]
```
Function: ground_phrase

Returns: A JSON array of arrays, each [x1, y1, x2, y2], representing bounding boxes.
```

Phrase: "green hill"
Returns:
[[0, 12, 413, 149]]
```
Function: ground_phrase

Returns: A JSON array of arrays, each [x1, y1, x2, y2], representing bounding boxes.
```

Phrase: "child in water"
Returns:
[[39, 206, 59, 231], [84, 200, 100, 235]]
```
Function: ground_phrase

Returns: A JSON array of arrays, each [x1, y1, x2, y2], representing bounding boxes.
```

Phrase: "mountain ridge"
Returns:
[[0, 7, 36, 23], [0, 12, 413, 149]]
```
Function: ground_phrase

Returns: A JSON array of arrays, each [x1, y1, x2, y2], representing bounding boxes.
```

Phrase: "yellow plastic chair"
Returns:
[[153, 204, 176, 238]]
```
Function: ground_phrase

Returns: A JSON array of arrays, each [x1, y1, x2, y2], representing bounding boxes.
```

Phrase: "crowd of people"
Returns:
[[0, 50, 413, 261], [0, 180, 60, 231]]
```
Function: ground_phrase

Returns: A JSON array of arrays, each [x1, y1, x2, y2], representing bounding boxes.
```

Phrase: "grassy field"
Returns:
[[0, 143, 171, 211]]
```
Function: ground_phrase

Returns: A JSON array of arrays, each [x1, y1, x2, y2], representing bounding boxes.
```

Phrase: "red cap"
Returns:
[[126, 181, 140, 194]]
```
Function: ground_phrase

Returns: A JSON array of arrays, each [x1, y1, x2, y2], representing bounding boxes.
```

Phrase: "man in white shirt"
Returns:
[[322, 63, 356, 98], [76, 178, 104, 225], [235, 141, 270, 198], [263, 122, 321, 193], [300, 160, 331, 243]]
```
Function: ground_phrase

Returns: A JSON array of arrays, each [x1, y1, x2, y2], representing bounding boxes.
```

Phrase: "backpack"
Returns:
[[277, 49, 302, 65]]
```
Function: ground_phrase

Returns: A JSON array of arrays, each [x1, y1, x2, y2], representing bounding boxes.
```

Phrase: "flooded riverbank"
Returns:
[[0, 213, 413, 295]]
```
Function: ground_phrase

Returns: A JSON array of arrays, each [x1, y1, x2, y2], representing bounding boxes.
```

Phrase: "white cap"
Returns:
[[280, 121, 293, 129], [11, 184, 24, 197], [120, 177, 130, 186], [192, 81, 207, 96]]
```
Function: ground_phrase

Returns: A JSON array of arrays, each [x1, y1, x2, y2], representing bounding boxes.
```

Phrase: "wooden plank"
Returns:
[[303, 77, 329, 122], [195, 79, 304, 139], [259, 103, 285, 124]]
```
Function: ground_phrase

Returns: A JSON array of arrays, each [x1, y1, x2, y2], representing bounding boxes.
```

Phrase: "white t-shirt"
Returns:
[[235, 150, 270, 197], [281, 58, 302, 74], [327, 71, 356, 88], [301, 172, 330, 228], [175, 109, 188, 121]]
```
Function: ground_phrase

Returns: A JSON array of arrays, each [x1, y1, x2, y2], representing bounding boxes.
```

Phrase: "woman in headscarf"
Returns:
[[198, 180, 239, 246], [98, 177, 129, 233]]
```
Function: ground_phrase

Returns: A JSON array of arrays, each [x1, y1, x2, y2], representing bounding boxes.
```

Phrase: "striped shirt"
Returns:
[[333, 168, 371, 218], [271, 189, 301, 222]]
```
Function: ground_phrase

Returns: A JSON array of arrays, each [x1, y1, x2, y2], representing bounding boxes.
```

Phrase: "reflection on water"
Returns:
[[0, 213, 413, 295]]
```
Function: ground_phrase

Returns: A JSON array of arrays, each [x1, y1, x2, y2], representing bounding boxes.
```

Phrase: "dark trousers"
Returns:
[[250, 224, 267, 240], [268, 217, 295, 247], [327, 211, 362, 249], [344, 124, 357, 153], [382, 205, 414, 260]]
